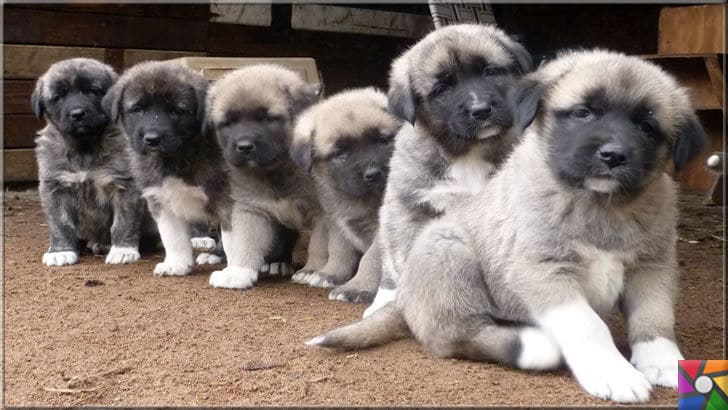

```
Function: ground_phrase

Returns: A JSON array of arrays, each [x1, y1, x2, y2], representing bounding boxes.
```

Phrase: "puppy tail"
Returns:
[[305, 303, 408, 350]]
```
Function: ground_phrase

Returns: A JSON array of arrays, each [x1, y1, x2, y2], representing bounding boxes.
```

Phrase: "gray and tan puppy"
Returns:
[[309, 50, 707, 403], [290, 87, 401, 301], [205, 64, 323, 289], [364, 24, 534, 316], [103, 61, 233, 277], [33, 58, 146, 266]]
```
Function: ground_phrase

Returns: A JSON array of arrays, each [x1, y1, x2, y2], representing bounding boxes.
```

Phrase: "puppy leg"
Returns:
[[190, 220, 216, 251], [529, 277, 652, 403], [623, 259, 683, 388], [329, 239, 381, 304], [295, 218, 329, 273], [105, 192, 142, 265], [153, 209, 193, 276], [41, 191, 80, 266], [209, 206, 273, 290], [196, 239, 226, 265], [292, 222, 359, 288], [260, 225, 298, 278]]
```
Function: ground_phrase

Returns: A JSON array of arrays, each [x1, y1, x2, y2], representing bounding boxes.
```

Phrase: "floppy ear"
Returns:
[[673, 115, 707, 171], [512, 79, 543, 131], [102, 79, 125, 123], [507, 41, 534, 75], [290, 82, 322, 116], [31, 78, 45, 119], [387, 73, 417, 125], [290, 115, 315, 173]]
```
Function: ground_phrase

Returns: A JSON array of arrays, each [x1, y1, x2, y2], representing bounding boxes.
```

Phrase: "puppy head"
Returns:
[[102, 61, 208, 156], [292, 87, 401, 197], [388, 24, 533, 156], [32, 58, 117, 143], [526, 50, 707, 199], [207, 64, 321, 169]]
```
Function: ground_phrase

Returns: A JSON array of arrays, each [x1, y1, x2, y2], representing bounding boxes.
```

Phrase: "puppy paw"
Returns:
[[209, 266, 257, 289], [153, 262, 191, 276], [196, 252, 224, 265], [42, 251, 79, 267], [329, 285, 375, 304], [630, 337, 683, 388], [291, 271, 336, 288], [191, 236, 216, 251], [105, 246, 140, 265], [260, 262, 293, 277], [572, 353, 652, 403], [516, 327, 562, 371], [362, 287, 396, 318]]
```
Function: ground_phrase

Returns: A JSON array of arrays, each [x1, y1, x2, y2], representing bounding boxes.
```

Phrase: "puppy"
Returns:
[[290, 87, 401, 301], [33, 58, 146, 266], [103, 61, 233, 277], [365, 23, 534, 316], [205, 64, 323, 289], [309, 50, 706, 403]]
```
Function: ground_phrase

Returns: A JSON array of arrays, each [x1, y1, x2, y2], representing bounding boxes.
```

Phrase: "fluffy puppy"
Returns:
[[308, 50, 706, 403], [33, 58, 146, 266], [290, 87, 401, 301], [365, 23, 534, 316], [103, 61, 233, 277], [205, 64, 323, 289]]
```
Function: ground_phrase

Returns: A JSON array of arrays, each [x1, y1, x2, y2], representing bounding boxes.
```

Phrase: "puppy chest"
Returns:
[[56, 170, 125, 204], [576, 245, 636, 316], [142, 177, 209, 221]]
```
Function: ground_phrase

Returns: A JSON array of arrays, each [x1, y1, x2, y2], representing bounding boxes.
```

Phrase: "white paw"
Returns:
[[630, 337, 683, 388], [363, 287, 396, 318], [105, 246, 140, 265], [42, 251, 79, 267], [291, 271, 335, 288], [260, 262, 293, 276], [191, 237, 216, 251], [153, 262, 191, 276], [209, 266, 257, 289], [196, 252, 224, 265], [517, 327, 562, 371], [572, 352, 652, 403]]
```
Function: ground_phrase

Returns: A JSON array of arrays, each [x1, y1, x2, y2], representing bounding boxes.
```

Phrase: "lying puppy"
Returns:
[[205, 64, 322, 289], [365, 23, 534, 316], [33, 58, 147, 266], [290, 87, 401, 300], [309, 50, 706, 403], [103, 61, 233, 277]]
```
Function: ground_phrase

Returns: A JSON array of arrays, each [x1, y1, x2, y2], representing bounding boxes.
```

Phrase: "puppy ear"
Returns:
[[512, 79, 543, 131], [387, 73, 418, 125], [289, 82, 322, 117], [507, 41, 534, 75], [31, 78, 45, 119], [673, 115, 707, 171], [102, 80, 125, 123], [290, 115, 315, 173]]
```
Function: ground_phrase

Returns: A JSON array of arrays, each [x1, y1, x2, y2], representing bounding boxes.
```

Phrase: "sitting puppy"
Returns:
[[205, 64, 323, 289], [103, 61, 233, 277], [290, 87, 401, 301], [33, 58, 146, 266], [364, 23, 534, 316], [309, 50, 706, 403]]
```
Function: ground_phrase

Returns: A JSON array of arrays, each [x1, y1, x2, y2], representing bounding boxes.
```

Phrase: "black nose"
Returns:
[[236, 141, 255, 154], [597, 144, 628, 169], [363, 166, 383, 182], [468, 102, 492, 120], [69, 108, 86, 121], [143, 132, 161, 147]]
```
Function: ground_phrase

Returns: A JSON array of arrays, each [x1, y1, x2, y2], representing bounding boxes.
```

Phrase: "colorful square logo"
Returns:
[[678, 360, 728, 410]]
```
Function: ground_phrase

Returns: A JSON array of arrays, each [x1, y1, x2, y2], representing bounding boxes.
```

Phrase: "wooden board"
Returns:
[[123, 49, 207, 68], [171, 57, 321, 84], [647, 57, 722, 111], [5, 4, 210, 20], [4, 115, 43, 149], [4, 45, 106, 80], [4, 80, 35, 115], [659, 5, 726, 55], [3, 149, 38, 183]]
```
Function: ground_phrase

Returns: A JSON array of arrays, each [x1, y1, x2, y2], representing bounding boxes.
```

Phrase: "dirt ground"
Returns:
[[2, 189, 724, 406]]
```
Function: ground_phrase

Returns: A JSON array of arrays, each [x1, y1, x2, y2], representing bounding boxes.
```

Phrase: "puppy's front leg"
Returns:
[[41, 190, 81, 266], [153, 208, 193, 276], [105, 191, 142, 265], [528, 273, 652, 403], [329, 238, 381, 304], [209, 205, 273, 290], [623, 258, 683, 388], [292, 222, 359, 289]]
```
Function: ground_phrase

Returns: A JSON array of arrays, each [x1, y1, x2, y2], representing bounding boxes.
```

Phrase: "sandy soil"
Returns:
[[3, 189, 723, 406]]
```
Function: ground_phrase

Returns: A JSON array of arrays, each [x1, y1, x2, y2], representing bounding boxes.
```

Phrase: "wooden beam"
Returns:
[[647, 57, 722, 111], [3, 149, 38, 183], [4, 45, 107, 80], [659, 5, 726, 55], [4, 115, 43, 149], [4, 80, 35, 115], [704, 56, 724, 109]]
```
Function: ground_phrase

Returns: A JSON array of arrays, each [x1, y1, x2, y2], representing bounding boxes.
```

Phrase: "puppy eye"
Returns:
[[639, 120, 655, 134], [128, 105, 143, 114], [89, 88, 103, 96], [171, 107, 187, 116], [378, 134, 394, 145], [571, 107, 592, 120], [431, 82, 449, 96], [51, 95, 62, 102], [482, 65, 497, 77]]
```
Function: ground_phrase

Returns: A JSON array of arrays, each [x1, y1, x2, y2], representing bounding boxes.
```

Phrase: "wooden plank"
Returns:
[[4, 45, 107, 80], [4, 80, 35, 115], [123, 49, 207, 68], [171, 57, 321, 84], [3, 149, 38, 183], [704, 56, 724, 109], [5, 4, 210, 20], [4, 8, 208, 51], [4, 115, 43, 149], [648, 57, 722, 111], [659, 5, 725, 55]]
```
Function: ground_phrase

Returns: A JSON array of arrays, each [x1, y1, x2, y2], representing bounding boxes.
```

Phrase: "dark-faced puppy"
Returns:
[[366, 23, 534, 317], [205, 64, 322, 289], [33, 58, 147, 266], [290, 87, 401, 302], [103, 61, 233, 277]]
